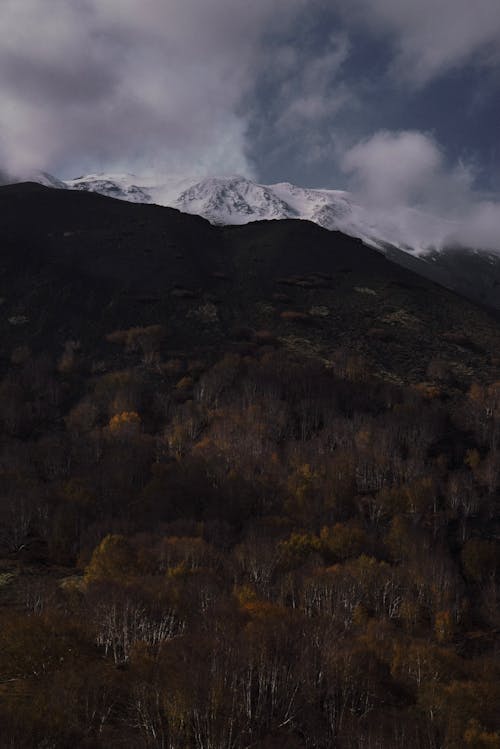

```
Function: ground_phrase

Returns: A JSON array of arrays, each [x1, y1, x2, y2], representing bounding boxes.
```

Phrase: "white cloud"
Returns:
[[274, 35, 352, 130], [0, 0, 308, 177], [245, 31, 355, 178], [450, 201, 500, 250], [337, 0, 500, 85], [342, 131, 444, 206], [342, 130, 500, 251]]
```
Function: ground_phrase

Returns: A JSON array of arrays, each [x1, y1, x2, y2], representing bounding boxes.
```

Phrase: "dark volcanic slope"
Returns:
[[383, 243, 500, 312], [1, 182, 499, 384]]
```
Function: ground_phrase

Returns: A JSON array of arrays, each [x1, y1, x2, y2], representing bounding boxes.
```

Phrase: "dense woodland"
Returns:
[[0, 185, 499, 748], [0, 328, 499, 748]]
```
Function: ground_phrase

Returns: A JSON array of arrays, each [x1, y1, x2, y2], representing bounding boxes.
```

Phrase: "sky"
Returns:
[[1, 0, 500, 247]]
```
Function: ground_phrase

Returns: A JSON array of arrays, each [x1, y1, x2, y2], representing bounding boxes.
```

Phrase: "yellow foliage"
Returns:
[[278, 532, 321, 568], [386, 515, 412, 560], [166, 561, 192, 579], [234, 586, 287, 623], [108, 410, 141, 435], [234, 584, 259, 607], [469, 383, 485, 403], [419, 680, 500, 744], [84, 534, 137, 583], [106, 325, 165, 352], [95, 370, 138, 395], [280, 309, 310, 322], [285, 463, 324, 523], [355, 427, 371, 450], [413, 382, 442, 400], [243, 599, 284, 619], [464, 720, 500, 748], [465, 449, 481, 470], [320, 523, 368, 562], [352, 603, 370, 626], [461, 539, 499, 583], [59, 479, 95, 507], [435, 609, 455, 643], [398, 600, 422, 631], [402, 477, 435, 514], [176, 376, 194, 391]]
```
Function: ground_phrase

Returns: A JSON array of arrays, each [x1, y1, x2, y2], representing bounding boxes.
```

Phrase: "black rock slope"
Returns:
[[1, 182, 499, 384]]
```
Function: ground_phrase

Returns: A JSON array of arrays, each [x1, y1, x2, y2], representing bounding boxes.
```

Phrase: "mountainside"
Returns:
[[1, 183, 500, 749], [0, 168, 67, 190], [1, 182, 499, 386], [22, 171, 494, 312], [66, 172, 457, 253]]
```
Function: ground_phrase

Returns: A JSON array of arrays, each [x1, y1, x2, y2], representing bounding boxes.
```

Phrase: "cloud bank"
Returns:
[[1, 0, 499, 251], [336, 0, 500, 85], [0, 0, 308, 176], [342, 130, 500, 251]]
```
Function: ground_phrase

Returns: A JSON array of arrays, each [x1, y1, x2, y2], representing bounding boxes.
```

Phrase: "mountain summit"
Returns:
[[1, 180, 499, 383], [62, 173, 500, 311], [59, 173, 457, 254], [4, 170, 500, 310]]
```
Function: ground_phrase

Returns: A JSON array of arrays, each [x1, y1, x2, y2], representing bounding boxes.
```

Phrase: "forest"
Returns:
[[0, 324, 499, 748]]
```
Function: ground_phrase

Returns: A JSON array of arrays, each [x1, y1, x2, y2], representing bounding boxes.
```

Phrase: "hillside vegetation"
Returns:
[[0, 184, 499, 748]]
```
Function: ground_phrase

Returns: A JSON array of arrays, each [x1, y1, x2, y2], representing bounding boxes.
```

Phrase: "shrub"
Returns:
[[280, 310, 310, 323]]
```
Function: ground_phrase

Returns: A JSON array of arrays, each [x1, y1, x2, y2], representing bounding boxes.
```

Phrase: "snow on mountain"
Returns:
[[174, 176, 299, 224], [26, 171, 463, 255], [66, 174, 153, 204], [0, 169, 67, 190]]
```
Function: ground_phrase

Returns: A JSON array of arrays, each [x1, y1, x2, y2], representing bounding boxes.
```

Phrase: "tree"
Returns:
[[462, 539, 499, 584], [85, 534, 138, 583], [107, 325, 166, 365], [319, 523, 368, 563]]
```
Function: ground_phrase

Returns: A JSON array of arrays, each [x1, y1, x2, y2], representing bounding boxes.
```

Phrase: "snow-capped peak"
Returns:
[[66, 173, 153, 204], [174, 175, 299, 224], [12, 170, 464, 255]]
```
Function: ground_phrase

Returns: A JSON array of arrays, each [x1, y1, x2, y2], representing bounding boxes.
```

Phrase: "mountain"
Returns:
[[62, 173, 500, 312], [1, 183, 499, 749], [64, 172, 456, 254], [1, 181, 499, 386], [0, 168, 67, 190], [6, 171, 500, 311]]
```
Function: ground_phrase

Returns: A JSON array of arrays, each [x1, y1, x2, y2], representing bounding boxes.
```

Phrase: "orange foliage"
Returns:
[[108, 410, 141, 435]]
